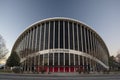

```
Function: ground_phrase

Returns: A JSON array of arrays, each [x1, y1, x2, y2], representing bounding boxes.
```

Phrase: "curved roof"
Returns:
[[11, 17, 109, 56]]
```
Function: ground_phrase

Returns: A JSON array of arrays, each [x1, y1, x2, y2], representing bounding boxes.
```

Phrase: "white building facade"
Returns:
[[11, 17, 109, 73]]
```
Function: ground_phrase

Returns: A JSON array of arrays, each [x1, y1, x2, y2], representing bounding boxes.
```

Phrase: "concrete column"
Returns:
[[58, 21, 60, 72], [53, 21, 55, 72], [84, 27, 87, 53], [31, 28, 35, 52], [63, 21, 65, 72], [77, 24, 80, 70], [72, 23, 75, 72], [43, 23, 46, 50], [48, 21, 50, 73], [35, 26, 38, 52], [80, 25, 83, 52], [26, 32, 29, 56], [80, 26, 84, 71], [68, 22, 70, 72], [39, 25, 42, 51]]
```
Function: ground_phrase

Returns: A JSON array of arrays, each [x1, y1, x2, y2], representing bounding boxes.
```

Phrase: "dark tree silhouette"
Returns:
[[6, 51, 20, 67], [116, 50, 120, 63]]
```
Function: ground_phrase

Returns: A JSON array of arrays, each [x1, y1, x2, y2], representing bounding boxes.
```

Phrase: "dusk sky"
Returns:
[[0, 0, 120, 56]]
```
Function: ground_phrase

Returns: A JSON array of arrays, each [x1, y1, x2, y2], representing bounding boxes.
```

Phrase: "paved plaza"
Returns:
[[0, 73, 120, 80]]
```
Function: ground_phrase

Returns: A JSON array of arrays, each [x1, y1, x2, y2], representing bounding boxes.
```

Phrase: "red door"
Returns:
[[44, 66, 48, 72], [54, 67, 58, 72], [49, 67, 53, 72], [65, 67, 69, 72], [60, 67, 64, 72], [70, 67, 74, 72]]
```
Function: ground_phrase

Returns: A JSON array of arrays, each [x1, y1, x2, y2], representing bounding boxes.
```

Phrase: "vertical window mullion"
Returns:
[[80, 25, 83, 52], [58, 21, 60, 49], [77, 24, 80, 66], [63, 21, 65, 66], [58, 21, 60, 66], [68, 21, 70, 66], [43, 23, 46, 50], [72, 23, 75, 50], [48, 22, 50, 66], [32, 28, 35, 52], [27, 32, 29, 56], [84, 28, 87, 53], [40, 24, 45, 50], [77, 23, 79, 51], [80, 25, 84, 67], [35, 26, 38, 51], [39, 25, 42, 51], [72, 23, 75, 66], [53, 21, 55, 67], [24, 35, 27, 57], [29, 30, 32, 54], [37, 26, 39, 51]]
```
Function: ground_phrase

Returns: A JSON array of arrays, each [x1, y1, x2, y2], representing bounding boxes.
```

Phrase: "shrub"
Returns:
[[12, 67, 21, 73]]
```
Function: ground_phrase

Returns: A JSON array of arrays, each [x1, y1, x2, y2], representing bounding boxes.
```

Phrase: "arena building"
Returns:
[[11, 17, 109, 73]]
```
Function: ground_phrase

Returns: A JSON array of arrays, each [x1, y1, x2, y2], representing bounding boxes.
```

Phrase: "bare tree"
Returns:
[[0, 34, 8, 60]]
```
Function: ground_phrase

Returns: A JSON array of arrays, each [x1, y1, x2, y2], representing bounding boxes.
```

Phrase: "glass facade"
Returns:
[[12, 18, 109, 73]]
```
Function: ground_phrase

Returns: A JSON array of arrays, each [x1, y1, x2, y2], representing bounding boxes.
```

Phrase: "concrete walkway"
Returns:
[[0, 72, 120, 77]]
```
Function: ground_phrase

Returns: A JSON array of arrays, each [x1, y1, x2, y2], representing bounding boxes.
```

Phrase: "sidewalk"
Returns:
[[0, 72, 120, 77]]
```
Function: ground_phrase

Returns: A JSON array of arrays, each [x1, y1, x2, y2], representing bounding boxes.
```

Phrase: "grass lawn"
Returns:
[[0, 69, 13, 73]]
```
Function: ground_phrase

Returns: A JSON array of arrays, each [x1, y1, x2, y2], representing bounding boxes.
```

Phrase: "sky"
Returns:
[[0, 0, 120, 56]]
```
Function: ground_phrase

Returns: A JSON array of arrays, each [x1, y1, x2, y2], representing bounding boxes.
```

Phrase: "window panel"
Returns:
[[36, 25, 40, 51], [54, 53, 58, 66], [49, 53, 53, 66], [54, 21, 58, 48], [88, 30, 92, 53], [40, 23, 45, 50], [78, 25, 82, 51], [44, 54, 48, 66], [69, 22, 73, 49], [75, 54, 78, 65], [45, 22, 49, 49], [80, 56, 83, 65], [65, 21, 68, 49], [34, 26, 37, 52], [70, 53, 74, 66], [65, 53, 69, 66], [33, 27, 36, 52], [74, 23, 78, 50], [40, 55, 43, 65], [29, 29, 33, 53], [60, 21, 63, 48], [49, 21, 54, 49], [60, 53, 64, 66], [82, 26, 85, 52]]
